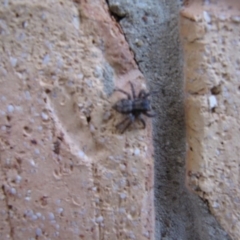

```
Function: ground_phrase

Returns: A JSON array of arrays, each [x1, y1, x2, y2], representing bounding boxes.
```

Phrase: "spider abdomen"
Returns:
[[113, 98, 151, 114], [132, 99, 151, 112], [113, 99, 133, 113]]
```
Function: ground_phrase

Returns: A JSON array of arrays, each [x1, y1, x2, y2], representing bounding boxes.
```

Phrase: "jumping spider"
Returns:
[[113, 81, 156, 133]]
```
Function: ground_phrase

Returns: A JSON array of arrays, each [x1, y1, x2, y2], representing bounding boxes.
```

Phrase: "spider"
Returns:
[[112, 81, 156, 133]]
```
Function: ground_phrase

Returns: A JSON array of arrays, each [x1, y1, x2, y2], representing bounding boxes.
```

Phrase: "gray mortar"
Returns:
[[107, 0, 231, 239]]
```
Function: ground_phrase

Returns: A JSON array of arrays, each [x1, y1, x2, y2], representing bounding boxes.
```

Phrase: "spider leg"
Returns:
[[116, 116, 129, 129], [138, 89, 147, 98], [116, 113, 135, 134], [114, 88, 131, 99], [143, 111, 156, 117], [129, 81, 136, 99], [121, 114, 135, 133], [139, 90, 159, 99], [138, 115, 146, 129]]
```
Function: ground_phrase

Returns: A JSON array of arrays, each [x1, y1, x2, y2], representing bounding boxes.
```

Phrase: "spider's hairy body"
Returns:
[[112, 81, 156, 133], [114, 98, 151, 114]]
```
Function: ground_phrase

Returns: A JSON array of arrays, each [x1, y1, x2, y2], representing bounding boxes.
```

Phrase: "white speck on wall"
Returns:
[[134, 148, 140, 156], [93, 66, 103, 78], [212, 201, 219, 208], [78, 73, 83, 79], [120, 164, 126, 171], [219, 14, 226, 21], [89, 124, 95, 132], [38, 126, 43, 131], [134, 38, 143, 47], [57, 208, 63, 214], [22, 21, 28, 28], [128, 231, 136, 239], [25, 197, 31, 201], [78, 150, 85, 158], [96, 215, 104, 223], [41, 112, 49, 121], [120, 192, 127, 199], [118, 207, 125, 213], [55, 224, 60, 230], [203, 11, 211, 23], [36, 228, 42, 236], [16, 175, 22, 183], [131, 167, 138, 174], [42, 54, 50, 65], [143, 231, 150, 238], [7, 104, 14, 113], [72, 16, 80, 30], [41, 13, 46, 20], [10, 187, 16, 195], [35, 149, 40, 155], [57, 55, 63, 68], [25, 209, 34, 218], [209, 95, 217, 109], [31, 214, 38, 220], [231, 16, 240, 23], [48, 212, 55, 220], [36, 212, 42, 218], [1, 96, 6, 101], [108, 156, 114, 161], [9, 57, 17, 67], [141, 83, 146, 89], [5, 158, 10, 165], [216, 149, 220, 155], [30, 160, 36, 167]]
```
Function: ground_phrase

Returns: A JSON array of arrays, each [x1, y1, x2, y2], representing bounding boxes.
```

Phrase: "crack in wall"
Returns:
[[105, 0, 145, 77]]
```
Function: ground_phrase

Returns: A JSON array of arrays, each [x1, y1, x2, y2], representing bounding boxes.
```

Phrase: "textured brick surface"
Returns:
[[182, 1, 240, 239]]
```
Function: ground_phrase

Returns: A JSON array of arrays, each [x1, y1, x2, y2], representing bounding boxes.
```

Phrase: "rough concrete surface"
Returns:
[[182, 1, 240, 240], [0, 0, 154, 239]]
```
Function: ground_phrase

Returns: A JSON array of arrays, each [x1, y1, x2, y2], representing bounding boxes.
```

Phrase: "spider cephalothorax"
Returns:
[[113, 81, 156, 133]]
